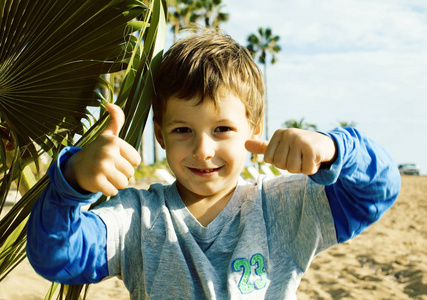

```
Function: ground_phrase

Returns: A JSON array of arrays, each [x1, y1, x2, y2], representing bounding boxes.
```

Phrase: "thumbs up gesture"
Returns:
[[245, 128, 337, 175], [64, 104, 141, 196]]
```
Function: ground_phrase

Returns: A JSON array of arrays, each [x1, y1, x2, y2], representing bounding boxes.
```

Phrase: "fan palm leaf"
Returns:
[[0, 0, 146, 159], [0, 1, 167, 297]]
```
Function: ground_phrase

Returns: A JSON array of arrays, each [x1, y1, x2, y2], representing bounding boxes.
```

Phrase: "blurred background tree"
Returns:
[[337, 121, 357, 128], [194, 0, 229, 29], [282, 118, 318, 131], [168, 0, 200, 42], [168, 0, 229, 41], [247, 28, 281, 140]]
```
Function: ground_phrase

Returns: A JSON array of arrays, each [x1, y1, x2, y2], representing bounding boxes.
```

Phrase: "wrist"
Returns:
[[320, 137, 338, 169], [62, 153, 88, 194], [48, 147, 102, 206]]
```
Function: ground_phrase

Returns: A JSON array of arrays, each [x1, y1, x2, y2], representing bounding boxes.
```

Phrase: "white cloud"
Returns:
[[218, 0, 427, 172], [224, 0, 427, 53], [268, 50, 427, 120]]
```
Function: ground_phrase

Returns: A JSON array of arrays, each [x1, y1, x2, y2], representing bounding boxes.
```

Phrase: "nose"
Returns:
[[192, 133, 215, 161]]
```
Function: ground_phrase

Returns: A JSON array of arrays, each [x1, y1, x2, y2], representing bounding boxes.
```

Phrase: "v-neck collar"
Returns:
[[165, 182, 244, 241]]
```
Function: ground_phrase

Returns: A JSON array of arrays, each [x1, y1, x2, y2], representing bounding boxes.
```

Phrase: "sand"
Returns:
[[0, 175, 426, 299], [297, 175, 427, 300]]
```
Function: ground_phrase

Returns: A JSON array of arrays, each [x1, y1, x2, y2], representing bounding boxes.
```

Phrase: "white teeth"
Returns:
[[201, 169, 213, 172]]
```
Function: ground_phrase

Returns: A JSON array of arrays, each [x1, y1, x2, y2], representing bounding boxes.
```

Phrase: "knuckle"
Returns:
[[98, 160, 114, 174]]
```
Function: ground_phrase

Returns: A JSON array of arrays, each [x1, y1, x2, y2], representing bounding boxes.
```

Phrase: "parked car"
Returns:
[[398, 163, 420, 175]]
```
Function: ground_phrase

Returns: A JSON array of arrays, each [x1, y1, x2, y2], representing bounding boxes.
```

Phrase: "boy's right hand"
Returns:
[[63, 104, 141, 196]]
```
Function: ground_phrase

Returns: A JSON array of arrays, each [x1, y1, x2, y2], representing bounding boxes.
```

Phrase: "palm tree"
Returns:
[[282, 118, 318, 131], [193, 0, 229, 29], [247, 28, 281, 140], [0, 0, 167, 298], [168, 0, 201, 42]]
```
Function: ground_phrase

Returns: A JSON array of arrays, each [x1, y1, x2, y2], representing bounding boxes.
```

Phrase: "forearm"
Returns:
[[310, 127, 401, 242], [27, 147, 108, 284]]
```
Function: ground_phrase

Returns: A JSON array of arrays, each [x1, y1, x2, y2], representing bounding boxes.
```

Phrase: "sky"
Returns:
[[146, 0, 427, 175]]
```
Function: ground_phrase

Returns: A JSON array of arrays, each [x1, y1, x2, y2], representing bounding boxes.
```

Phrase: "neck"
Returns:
[[176, 182, 237, 227]]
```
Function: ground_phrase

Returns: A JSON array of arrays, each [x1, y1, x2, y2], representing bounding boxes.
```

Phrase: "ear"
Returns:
[[251, 119, 264, 140], [154, 122, 166, 149]]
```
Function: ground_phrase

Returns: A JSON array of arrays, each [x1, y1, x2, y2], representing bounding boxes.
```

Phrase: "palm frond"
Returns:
[[0, 0, 167, 291], [0, 0, 146, 158]]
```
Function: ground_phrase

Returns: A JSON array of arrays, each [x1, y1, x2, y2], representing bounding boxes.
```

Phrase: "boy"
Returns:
[[27, 29, 401, 299]]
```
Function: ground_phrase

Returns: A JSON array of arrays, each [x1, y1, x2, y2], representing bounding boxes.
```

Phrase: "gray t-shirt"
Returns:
[[93, 174, 337, 299]]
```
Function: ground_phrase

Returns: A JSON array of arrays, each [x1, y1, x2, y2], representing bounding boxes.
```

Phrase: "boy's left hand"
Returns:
[[245, 128, 337, 175]]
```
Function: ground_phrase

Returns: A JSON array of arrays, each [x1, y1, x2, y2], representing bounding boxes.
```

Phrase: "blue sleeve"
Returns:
[[26, 147, 109, 284], [309, 127, 401, 243]]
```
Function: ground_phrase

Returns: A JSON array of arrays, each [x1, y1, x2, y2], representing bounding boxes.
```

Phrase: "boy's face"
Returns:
[[155, 92, 262, 203]]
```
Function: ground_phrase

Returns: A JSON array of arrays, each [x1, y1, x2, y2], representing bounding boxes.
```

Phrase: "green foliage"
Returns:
[[168, 0, 229, 41], [0, 0, 167, 299], [0, 0, 146, 163], [240, 167, 253, 180], [269, 165, 282, 176], [337, 120, 357, 128], [282, 118, 318, 131], [134, 159, 170, 180], [247, 28, 281, 65], [195, 0, 229, 28]]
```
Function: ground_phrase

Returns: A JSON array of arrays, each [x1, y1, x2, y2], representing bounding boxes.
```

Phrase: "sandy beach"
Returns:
[[0, 175, 426, 299]]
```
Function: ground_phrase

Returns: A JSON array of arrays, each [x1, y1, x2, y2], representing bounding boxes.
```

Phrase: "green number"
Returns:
[[251, 254, 267, 290], [232, 254, 267, 294], [232, 258, 254, 294]]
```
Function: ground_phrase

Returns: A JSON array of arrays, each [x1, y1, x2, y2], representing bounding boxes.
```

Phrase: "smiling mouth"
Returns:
[[189, 167, 222, 175]]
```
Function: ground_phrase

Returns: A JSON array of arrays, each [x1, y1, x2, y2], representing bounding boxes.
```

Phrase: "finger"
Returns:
[[102, 103, 125, 137], [93, 175, 119, 197], [301, 151, 320, 175], [301, 161, 319, 175], [245, 139, 269, 154], [286, 146, 302, 173], [264, 135, 281, 165], [119, 140, 142, 167], [115, 156, 136, 179], [106, 171, 130, 191], [269, 140, 289, 169]]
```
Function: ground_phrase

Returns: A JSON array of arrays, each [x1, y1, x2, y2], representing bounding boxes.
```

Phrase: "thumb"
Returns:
[[102, 103, 125, 137], [245, 139, 269, 154]]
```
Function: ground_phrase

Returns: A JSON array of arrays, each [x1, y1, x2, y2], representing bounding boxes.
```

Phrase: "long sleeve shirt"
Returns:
[[26, 127, 401, 299]]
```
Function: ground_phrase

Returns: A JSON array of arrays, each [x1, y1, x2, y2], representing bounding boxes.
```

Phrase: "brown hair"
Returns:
[[152, 27, 265, 129]]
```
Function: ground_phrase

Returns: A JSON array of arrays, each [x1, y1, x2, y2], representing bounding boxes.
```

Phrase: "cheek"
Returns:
[[164, 142, 181, 164], [220, 139, 248, 161]]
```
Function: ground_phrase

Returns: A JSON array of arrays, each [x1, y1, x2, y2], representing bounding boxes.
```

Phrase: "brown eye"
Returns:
[[172, 127, 191, 134], [215, 126, 232, 133]]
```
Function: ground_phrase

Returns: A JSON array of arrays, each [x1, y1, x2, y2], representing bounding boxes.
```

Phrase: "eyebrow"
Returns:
[[216, 118, 234, 123], [164, 120, 188, 128]]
